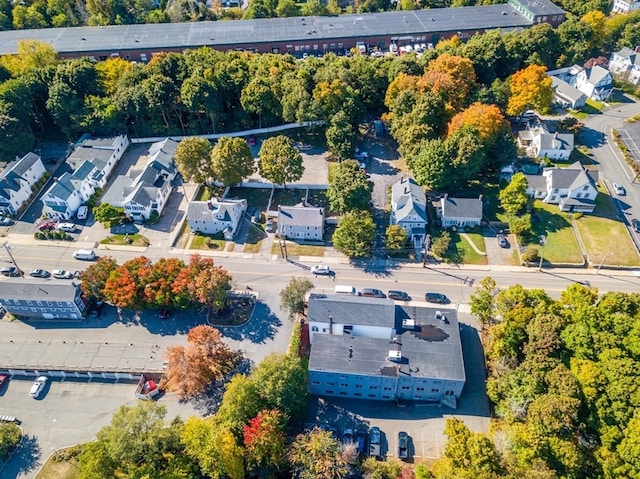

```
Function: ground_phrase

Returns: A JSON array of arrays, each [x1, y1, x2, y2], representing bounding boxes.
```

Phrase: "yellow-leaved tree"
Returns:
[[506, 64, 553, 117]]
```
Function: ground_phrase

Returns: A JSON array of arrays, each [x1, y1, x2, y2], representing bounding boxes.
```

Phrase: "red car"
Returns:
[[0, 374, 8, 389], [247, 135, 256, 147], [37, 221, 56, 231]]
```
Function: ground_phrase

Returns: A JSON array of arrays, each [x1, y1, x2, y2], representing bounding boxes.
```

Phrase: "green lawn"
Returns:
[[270, 241, 326, 257], [100, 234, 150, 247], [452, 231, 488, 265], [575, 189, 640, 267], [189, 232, 226, 251], [194, 185, 226, 202], [528, 201, 584, 264]]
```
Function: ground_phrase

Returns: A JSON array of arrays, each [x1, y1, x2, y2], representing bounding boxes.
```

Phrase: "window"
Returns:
[[326, 390, 334, 394], [311, 326, 318, 332], [355, 384, 363, 389], [431, 388, 440, 393], [312, 380, 320, 385], [368, 394, 376, 398], [354, 393, 362, 397], [576, 193, 582, 198], [402, 386, 411, 390], [583, 185, 589, 190], [369, 385, 378, 390]]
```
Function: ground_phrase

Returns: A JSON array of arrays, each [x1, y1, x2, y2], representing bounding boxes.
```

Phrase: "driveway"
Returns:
[[483, 228, 514, 265]]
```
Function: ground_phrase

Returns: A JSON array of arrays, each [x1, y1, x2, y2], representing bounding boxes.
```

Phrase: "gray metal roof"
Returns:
[[0, 281, 81, 302], [187, 199, 244, 222], [511, 0, 565, 15], [278, 204, 323, 228], [525, 174, 546, 192], [441, 196, 483, 220], [308, 294, 396, 328], [0, 3, 543, 56], [308, 304, 464, 381]]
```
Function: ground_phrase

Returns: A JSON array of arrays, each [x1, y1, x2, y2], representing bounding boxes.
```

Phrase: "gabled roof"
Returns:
[[544, 161, 596, 190], [391, 178, 428, 223], [188, 199, 245, 223], [80, 136, 123, 149], [441, 196, 483, 220], [43, 172, 76, 201], [525, 174, 547, 192], [552, 76, 587, 102], [613, 47, 638, 62], [581, 65, 612, 85], [278, 203, 324, 228], [308, 295, 395, 328], [538, 132, 574, 151], [0, 152, 42, 193]]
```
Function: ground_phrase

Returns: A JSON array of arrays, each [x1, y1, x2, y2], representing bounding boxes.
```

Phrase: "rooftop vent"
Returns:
[[388, 350, 402, 361], [402, 318, 415, 329]]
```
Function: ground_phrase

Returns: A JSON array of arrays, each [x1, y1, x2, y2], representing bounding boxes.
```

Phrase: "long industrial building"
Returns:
[[0, 0, 565, 61]]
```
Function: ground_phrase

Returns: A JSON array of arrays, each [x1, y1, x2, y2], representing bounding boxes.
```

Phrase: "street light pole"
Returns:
[[596, 251, 613, 274], [538, 234, 547, 271], [2, 241, 24, 276]]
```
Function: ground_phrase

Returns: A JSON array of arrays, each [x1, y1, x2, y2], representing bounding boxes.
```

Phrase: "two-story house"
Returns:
[[438, 195, 483, 228], [609, 47, 640, 86], [277, 200, 324, 241], [187, 198, 247, 240], [306, 294, 466, 407], [524, 161, 598, 213], [518, 120, 574, 160], [102, 138, 177, 222], [612, 0, 640, 13], [551, 76, 587, 109], [0, 152, 46, 216], [575, 65, 614, 102], [390, 178, 428, 248], [66, 135, 129, 183], [0, 282, 86, 319]]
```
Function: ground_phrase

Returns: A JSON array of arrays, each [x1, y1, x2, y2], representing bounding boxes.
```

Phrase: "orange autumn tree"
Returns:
[[506, 64, 553, 117], [165, 324, 238, 399], [420, 53, 477, 111], [447, 102, 510, 141]]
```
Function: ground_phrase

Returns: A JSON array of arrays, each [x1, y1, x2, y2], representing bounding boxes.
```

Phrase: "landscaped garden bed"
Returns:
[[208, 293, 257, 326]]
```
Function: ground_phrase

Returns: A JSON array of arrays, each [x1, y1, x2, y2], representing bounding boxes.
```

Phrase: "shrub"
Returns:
[[510, 214, 532, 240], [431, 231, 451, 258], [521, 246, 539, 263]]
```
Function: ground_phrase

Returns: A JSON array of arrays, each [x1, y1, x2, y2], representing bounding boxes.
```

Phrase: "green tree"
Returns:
[[0, 423, 21, 460], [333, 211, 376, 257], [0, 102, 35, 161], [174, 137, 213, 183], [326, 110, 355, 160], [470, 276, 499, 330], [431, 231, 451, 258], [251, 353, 309, 421], [93, 202, 125, 225], [385, 224, 408, 255], [243, 409, 288, 475], [408, 138, 452, 191], [500, 172, 529, 217], [215, 374, 262, 436], [258, 135, 304, 187], [211, 136, 255, 186], [510, 213, 532, 240], [327, 160, 373, 214], [280, 277, 314, 319], [276, 0, 299, 16], [289, 429, 351, 479]]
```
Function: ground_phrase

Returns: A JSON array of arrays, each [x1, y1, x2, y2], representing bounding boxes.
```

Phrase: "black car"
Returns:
[[632, 218, 640, 233], [425, 292, 450, 304], [388, 290, 411, 301], [398, 431, 409, 459], [29, 269, 50, 278]]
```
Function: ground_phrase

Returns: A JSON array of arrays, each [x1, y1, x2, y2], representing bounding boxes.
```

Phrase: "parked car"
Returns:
[[76, 205, 89, 220], [425, 292, 450, 304], [632, 218, 640, 233], [369, 426, 381, 457], [37, 221, 56, 231], [0, 216, 13, 226], [73, 249, 96, 261], [356, 429, 367, 455], [29, 269, 50, 278], [361, 288, 386, 298], [398, 431, 409, 459], [0, 374, 8, 389], [52, 269, 73, 279], [247, 135, 257, 147], [342, 428, 354, 445], [73, 271, 83, 279], [29, 376, 48, 398], [311, 264, 332, 275], [613, 182, 626, 195], [56, 222, 76, 232], [265, 219, 275, 233], [388, 290, 411, 301], [497, 234, 508, 248], [0, 266, 20, 277]]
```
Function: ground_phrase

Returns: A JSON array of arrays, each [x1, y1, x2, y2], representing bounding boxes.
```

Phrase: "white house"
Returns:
[[390, 177, 428, 248], [609, 47, 640, 86], [518, 120, 574, 160], [101, 138, 178, 222], [551, 76, 587, 109], [187, 198, 247, 240], [548, 64, 613, 102], [41, 135, 129, 220], [438, 195, 483, 228], [0, 152, 46, 216], [277, 200, 324, 241], [612, 0, 640, 13], [575, 65, 614, 102], [524, 161, 598, 213], [306, 294, 465, 406]]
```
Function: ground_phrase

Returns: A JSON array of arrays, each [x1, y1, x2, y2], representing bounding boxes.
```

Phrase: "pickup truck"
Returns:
[[369, 426, 381, 457]]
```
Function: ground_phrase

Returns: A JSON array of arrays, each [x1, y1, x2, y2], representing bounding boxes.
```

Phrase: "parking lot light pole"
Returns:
[[538, 234, 547, 271]]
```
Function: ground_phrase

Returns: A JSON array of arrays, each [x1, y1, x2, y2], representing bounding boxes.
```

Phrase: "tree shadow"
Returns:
[[348, 257, 400, 277], [4, 434, 42, 478], [215, 301, 281, 344], [577, 125, 606, 148]]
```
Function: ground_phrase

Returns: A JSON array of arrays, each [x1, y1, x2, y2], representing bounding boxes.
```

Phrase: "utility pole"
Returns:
[[2, 242, 24, 276], [538, 234, 547, 271]]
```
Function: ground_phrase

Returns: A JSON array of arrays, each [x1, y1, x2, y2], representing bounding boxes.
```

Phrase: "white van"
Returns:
[[76, 206, 88, 220], [56, 222, 76, 232], [73, 249, 96, 261], [335, 285, 359, 296]]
